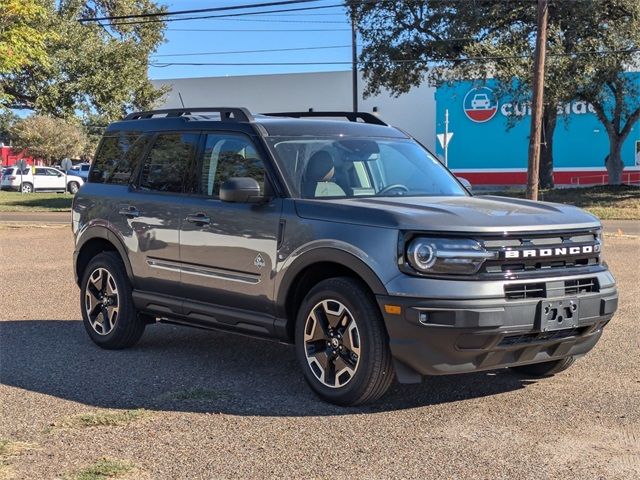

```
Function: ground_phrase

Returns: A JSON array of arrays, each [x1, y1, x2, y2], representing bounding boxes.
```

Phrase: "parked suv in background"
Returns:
[[72, 108, 618, 406], [1, 166, 84, 193]]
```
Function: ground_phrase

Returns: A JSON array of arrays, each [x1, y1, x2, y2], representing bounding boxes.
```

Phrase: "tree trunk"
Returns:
[[605, 137, 624, 185], [539, 107, 557, 189]]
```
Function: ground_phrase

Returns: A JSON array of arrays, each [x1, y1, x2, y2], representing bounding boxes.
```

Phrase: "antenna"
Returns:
[[178, 92, 185, 108]]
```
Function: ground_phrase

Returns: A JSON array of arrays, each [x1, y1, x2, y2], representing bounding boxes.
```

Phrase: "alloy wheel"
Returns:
[[84, 267, 119, 335], [21, 183, 32, 193], [303, 299, 361, 388]]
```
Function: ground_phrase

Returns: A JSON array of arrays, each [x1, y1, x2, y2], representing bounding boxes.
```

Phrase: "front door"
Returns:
[[33, 167, 62, 190], [180, 132, 283, 316]]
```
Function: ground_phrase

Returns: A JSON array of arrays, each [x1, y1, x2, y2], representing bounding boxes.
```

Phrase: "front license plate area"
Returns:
[[538, 298, 579, 332]]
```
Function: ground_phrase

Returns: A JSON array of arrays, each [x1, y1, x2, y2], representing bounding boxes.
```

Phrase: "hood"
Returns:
[[294, 195, 600, 233]]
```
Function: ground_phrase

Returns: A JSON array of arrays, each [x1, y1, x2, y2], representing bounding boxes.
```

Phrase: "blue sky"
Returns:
[[149, 0, 354, 80]]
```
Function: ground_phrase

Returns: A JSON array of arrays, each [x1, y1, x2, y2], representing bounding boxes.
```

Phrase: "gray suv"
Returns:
[[72, 108, 618, 406]]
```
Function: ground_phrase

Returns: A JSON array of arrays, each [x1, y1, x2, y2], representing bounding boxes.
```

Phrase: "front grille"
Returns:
[[498, 327, 587, 346], [504, 282, 546, 300], [504, 277, 599, 300], [480, 229, 601, 278]]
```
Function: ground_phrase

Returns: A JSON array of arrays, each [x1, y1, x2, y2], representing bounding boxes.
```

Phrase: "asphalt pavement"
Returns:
[[0, 227, 638, 479]]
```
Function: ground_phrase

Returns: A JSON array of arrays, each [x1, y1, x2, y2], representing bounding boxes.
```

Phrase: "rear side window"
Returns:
[[138, 133, 198, 193], [89, 132, 149, 184]]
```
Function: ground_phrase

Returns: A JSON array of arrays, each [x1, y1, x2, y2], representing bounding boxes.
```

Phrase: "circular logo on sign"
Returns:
[[463, 87, 498, 123]]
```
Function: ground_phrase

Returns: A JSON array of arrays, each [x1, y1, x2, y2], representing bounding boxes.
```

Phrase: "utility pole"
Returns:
[[526, 0, 549, 201], [350, 10, 358, 113]]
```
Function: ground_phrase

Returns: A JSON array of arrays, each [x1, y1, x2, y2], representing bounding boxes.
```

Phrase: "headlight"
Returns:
[[406, 237, 495, 275]]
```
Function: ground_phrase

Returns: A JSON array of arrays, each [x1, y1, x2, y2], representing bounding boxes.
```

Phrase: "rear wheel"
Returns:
[[80, 251, 145, 349], [21, 182, 33, 193], [295, 277, 394, 406], [511, 356, 575, 377]]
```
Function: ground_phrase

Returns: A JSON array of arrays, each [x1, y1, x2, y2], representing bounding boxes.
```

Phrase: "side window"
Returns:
[[89, 132, 149, 184], [34, 168, 46, 176], [197, 134, 266, 197], [45, 169, 59, 176], [139, 133, 198, 193]]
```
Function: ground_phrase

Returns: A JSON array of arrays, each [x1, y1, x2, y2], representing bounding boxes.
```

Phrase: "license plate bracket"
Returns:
[[538, 298, 580, 332]]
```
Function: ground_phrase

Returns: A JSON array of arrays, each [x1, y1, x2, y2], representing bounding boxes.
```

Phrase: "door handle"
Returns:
[[118, 206, 140, 218], [186, 213, 211, 225]]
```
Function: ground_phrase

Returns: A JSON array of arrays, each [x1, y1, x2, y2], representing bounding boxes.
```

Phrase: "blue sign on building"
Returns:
[[435, 74, 640, 185]]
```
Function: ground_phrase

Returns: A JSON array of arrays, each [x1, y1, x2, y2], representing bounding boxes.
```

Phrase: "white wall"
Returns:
[[151, 71, 437, 150]]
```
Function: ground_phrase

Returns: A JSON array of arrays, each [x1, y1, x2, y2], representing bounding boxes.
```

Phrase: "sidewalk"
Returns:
[[0, 211, 70, 224], [0, 211, 636, 236]]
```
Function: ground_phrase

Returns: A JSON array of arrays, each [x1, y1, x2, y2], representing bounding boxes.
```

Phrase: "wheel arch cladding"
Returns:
[[75, 229, 133, 286], [277, 248, 388, 342]]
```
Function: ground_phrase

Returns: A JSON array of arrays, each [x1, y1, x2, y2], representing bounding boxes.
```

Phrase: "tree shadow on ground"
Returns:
[[3, 195, 72, 211], [0, 320, 535, 417]]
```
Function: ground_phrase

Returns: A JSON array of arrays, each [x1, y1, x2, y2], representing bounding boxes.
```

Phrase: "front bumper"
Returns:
[[377, 277, 617, 381]]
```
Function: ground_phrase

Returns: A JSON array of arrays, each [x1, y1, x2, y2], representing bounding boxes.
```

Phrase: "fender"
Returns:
[[274, 246, 388, 320], [74, 225, 135, 286]]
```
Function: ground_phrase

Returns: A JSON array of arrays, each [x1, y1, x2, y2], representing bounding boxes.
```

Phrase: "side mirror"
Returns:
[[220, 177, 265, 203], [457, 177, 472, 192]]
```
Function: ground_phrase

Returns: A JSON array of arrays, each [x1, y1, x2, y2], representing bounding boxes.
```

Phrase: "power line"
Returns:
[[152, 45, 351, 58], [105, 3, 347, 26], [78, 0, 323, 22], [167, 27, 351, 32], [149, 47, 640, 67]]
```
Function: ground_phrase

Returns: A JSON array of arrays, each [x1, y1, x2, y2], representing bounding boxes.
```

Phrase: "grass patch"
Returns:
[[0, 439, 37, 479], [67, 459, 134, 480], [159, 387, 228, 402], [0, 191, 72, 212], [493, 185, 640, 220], [50, 409, 150, 430]]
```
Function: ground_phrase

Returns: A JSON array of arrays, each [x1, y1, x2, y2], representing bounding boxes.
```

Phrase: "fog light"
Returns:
[[418, 312, 429, 325]]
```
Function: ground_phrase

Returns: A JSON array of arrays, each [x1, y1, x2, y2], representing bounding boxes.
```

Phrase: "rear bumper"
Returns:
[[377, 284, 617, 381], [0, 185, 19, 191]]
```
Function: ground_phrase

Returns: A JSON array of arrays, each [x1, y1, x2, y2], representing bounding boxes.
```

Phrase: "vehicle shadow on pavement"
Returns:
[[1, 320, 535, 416]]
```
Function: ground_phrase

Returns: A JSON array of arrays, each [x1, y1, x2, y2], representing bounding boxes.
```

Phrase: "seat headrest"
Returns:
[[303, 150, 335, 183]]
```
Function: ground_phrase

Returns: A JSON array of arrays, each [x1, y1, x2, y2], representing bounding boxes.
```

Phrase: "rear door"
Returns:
[[179, 132, 283, 316], [115, 131, 199, 296]]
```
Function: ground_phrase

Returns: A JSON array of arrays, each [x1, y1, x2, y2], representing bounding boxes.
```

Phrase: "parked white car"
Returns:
[[1, 166, 84, 194]]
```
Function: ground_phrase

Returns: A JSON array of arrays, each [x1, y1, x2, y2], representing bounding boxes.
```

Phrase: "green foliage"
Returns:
[[0, 110, 20, 145], [9, 115, 88, 163], [1, 0, 168, 121]]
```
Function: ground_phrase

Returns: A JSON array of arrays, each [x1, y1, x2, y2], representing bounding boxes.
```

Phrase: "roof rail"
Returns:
[[263, 111, 388, 126], [123, 107, 254, 122]]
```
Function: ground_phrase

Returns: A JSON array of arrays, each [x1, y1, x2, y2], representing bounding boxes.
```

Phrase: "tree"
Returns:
[[0, 110, 20, 145], [1, 0, 167, 121], [350, 0, 640, 186], [10, 115, 88, 164]]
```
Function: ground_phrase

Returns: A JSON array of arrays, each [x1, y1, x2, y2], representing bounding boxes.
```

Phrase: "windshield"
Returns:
[[265, 136, 467, 199]]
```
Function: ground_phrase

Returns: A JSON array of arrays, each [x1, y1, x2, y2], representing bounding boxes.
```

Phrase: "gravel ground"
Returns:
[[0, 226, 638, 479]]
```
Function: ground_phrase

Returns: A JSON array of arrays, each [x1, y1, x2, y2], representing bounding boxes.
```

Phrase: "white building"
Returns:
[[151, 70, 437, 150]]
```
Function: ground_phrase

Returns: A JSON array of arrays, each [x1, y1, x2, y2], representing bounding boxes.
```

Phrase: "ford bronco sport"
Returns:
[[72, 108, 618, 406]]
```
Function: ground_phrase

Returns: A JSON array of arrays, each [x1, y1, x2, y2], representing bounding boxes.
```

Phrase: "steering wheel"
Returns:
[[377, 184, 409, 196]]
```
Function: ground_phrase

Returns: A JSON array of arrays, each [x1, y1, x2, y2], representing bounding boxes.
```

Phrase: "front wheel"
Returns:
[[80, 251, 145, 349], [510, 356, 575, 377], [68, 181, 79, 194], [295, 277, 394, 406]]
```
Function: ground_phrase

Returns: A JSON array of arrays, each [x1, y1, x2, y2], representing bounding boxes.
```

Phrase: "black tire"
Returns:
[[295, 277, 394, 406], [68, 181, 79, 194], [511, 356, 575, 377], [80, 251, 145, 349], [21, 182, 33, 193]]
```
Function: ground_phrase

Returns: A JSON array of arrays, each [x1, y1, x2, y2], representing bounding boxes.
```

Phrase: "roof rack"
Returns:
[[123, 107, 254, 122], [263, 111, 388, 126]]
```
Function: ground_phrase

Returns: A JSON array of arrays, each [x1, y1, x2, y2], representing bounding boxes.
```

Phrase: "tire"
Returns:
[[68, 181, 79, 194], [510, 356, 575, 377], [21, 182, 33, 193], [80, 251, 145, 349], [295, 277, 394, 406]]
